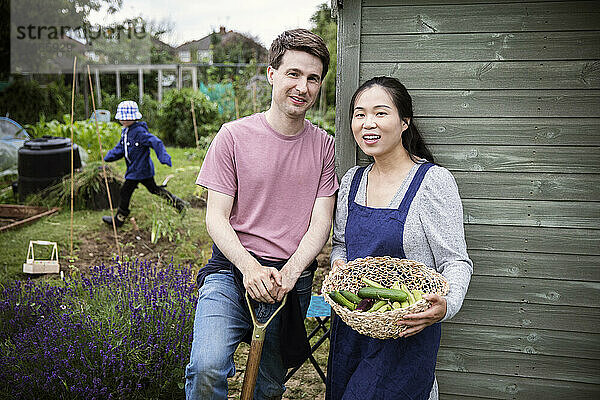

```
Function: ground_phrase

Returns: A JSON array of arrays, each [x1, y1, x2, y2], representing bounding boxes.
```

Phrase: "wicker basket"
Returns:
[[322, 256, 449, 339]]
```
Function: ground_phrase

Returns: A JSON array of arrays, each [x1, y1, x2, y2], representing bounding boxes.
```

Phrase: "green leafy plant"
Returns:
[[210, 61, 271, 121], [24, 117, 122, 162], [156, 88, 220, 147], [26, 161, 123, 210], [149, 198, 187, 244], [306, 107, 336, 136], [0, 79, 87, 125]]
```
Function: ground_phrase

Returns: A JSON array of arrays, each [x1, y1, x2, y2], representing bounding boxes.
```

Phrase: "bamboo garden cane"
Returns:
[[86, 65, 121, 260], [240, 292, 288, 400], [68, 57, 76, 260], [190, 99, 199, 149]]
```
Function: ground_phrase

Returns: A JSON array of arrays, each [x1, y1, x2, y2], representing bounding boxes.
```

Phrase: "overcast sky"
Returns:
[[88, 0, 328, 48]]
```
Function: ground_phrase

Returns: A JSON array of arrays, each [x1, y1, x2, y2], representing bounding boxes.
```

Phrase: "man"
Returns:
[[185, 29, 338, 400]]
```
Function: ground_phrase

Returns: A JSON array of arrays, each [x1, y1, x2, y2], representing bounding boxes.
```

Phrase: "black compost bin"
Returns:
[[17, 135, 82, 200]]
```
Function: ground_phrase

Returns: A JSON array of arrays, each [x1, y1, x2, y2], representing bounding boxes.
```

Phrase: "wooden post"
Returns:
[[192, 67, 198, 91], [116, 70, 121, 98], [234, 95, 239, 120], [157, 69, 163, 102], [83, 72, 89, 118], [138, 68, 143, 104], [252, 81, 257, 113], [95, 68, 102, 108], [177, 64, 182, 90], [190, 99, 199, 148]]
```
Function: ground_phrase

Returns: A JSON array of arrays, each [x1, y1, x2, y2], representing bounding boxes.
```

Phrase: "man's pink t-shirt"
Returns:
[[196, 112, 339, 260]]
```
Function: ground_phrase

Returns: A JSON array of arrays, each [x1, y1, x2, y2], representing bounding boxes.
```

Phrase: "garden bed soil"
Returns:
[[0, 204, 60, 232], [64, 223, 187, 275]]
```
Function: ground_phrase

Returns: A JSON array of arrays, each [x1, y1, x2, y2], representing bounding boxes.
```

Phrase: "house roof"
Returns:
[[176, 35, 212, 51], [175, 26, 266, 55], [151, 36, 176, 54]]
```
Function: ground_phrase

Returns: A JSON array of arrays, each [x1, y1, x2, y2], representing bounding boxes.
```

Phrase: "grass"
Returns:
[[0, 146, 213, 284]]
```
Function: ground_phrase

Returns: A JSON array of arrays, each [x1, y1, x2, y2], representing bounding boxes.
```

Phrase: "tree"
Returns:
[[149, 19, 176, 64], [8, 0, 123, 73], [88, 17, 153, 65], [310, 2, 337, 108], [210, 30, 267, 65]]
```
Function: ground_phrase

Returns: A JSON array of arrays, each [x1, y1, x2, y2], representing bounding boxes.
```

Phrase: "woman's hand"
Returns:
[[398, 294, 447, 337], [331, 259, 347, 273]]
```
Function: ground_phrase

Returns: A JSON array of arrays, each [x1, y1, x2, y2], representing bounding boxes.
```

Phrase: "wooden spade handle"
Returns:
[[240, 292, 287, 400], [240, 330, 266, 400]]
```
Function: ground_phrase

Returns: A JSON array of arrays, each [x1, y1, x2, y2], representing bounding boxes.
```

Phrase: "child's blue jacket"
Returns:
[[104, 121, 172, 180]]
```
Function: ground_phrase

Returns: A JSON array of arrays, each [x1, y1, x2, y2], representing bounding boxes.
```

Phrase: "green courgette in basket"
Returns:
[[412, 289, 423, 302], [402, 284, 416, 305], [358, 287, 408, 302], [339, 290, 362, 304], [361, 277, 385, 289], [368, 300, 388, 312], [329, 291, 357, 310]]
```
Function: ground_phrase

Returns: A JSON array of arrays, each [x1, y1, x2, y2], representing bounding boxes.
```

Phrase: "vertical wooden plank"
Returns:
[[138, 68, 143, 104], [82, 73, 89, 118], [335, 0, 362, 178], [115, 70, 121, 99], [157, 69, 163, 102], [94, 68, 102, 108]]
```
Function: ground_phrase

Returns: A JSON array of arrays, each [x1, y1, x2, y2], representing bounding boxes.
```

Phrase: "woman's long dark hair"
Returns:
[[349, 76, 435, 164]]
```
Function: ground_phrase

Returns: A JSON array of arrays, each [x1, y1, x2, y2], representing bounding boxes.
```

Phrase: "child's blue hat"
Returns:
[[115, 101, 142, 120]]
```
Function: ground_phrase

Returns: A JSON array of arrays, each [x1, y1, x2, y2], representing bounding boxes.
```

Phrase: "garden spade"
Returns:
[[240, 292, 287, 400]]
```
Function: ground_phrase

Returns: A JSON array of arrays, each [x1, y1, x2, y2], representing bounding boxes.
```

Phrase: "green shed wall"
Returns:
[[334, 0, 600, 398]]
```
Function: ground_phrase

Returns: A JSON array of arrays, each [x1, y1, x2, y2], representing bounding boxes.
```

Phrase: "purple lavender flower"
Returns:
[[0, 258, 198, 399]]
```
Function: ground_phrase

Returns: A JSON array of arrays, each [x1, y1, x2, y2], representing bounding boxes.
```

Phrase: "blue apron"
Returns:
[[326, 163, 441, 400]]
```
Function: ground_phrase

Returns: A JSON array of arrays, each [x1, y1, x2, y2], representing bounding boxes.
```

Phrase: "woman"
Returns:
[[326, 77, 473, 400]]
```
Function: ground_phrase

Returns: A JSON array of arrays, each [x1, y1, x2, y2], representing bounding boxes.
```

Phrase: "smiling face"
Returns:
[[267, 49, 323, 120], [351, 85, 409, 159], [119, 120, 135, 127]]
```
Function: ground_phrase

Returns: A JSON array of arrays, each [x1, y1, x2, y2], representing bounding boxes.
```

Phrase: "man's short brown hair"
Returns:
[[268, 28, 330, 80]]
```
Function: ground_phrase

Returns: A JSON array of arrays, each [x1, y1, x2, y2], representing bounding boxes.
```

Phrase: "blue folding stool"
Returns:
[[284, 295, 331, 384]]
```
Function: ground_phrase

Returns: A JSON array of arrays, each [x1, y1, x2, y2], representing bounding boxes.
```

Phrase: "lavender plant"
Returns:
[[0, 259, 198, 399]]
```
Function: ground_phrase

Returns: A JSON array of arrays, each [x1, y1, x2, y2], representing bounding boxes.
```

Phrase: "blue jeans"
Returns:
[[185, 269, 313, 400]]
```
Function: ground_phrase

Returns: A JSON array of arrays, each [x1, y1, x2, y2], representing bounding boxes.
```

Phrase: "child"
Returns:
[[102, 100, 187, 228]]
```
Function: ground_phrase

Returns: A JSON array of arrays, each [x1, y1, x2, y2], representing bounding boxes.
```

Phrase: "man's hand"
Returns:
[[243, 260, 282, 304], [398, 294, 447, 338], [271, 267, 301, 302]]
